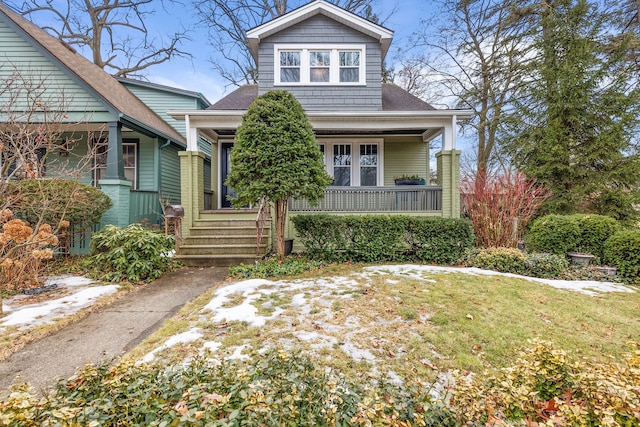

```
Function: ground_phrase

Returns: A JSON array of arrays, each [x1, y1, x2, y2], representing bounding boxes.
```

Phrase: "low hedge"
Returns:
[[604, 229, 640, 282], [291, 215, 475, 265], [471, 248, 569, 279], [526, 215, 581, 255], [526, 214, 621, 258], [471, 247, 526, 274], [575, 214, 621, 259]]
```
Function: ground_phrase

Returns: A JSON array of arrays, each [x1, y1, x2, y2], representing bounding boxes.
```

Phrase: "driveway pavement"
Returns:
[[0, 266, 227, 394]]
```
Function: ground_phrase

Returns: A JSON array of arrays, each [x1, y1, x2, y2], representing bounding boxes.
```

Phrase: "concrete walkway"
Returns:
[[0, 266, 227, 394]]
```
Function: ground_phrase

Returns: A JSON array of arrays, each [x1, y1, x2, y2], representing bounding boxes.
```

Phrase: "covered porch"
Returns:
[[169, 108, 471, 239]]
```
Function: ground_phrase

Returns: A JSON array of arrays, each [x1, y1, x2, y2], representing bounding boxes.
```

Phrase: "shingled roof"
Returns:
[[208, 84, 436, 111], [0, 3, 185, 145]]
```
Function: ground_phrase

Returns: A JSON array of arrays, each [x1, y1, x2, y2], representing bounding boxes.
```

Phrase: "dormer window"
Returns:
[[280, 51, 301, 82], [275, 45, 366, 85]]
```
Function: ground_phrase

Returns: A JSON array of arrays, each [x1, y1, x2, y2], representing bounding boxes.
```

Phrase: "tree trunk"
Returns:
[[274, 198, 288, 261]]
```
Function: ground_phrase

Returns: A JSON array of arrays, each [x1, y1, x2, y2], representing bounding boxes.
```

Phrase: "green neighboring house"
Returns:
[[0, 3, 211, 253], [170, 0, 473, 266]]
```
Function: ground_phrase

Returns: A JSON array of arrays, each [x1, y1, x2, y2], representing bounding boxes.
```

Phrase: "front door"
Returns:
[[221, 143, 235, 208]]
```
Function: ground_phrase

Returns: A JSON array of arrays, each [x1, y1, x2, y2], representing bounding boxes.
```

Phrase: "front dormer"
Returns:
[[246, 0, 393, 111]]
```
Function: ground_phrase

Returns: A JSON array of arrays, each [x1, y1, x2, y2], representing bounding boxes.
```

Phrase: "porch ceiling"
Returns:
[[169, 109, 472, 143]]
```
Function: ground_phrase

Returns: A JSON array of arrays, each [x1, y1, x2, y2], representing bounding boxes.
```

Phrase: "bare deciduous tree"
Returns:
[[403, 0, 531, 173], [194, 0, 384, 86], [0, 65, 105, 295], [9, 0, 190, 78]]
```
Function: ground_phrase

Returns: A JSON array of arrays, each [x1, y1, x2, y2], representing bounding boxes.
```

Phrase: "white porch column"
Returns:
[[437, 114, 461, 218], [180, 114, 204, 238], [443, 114, 457, 151], [185, 114, 200, 151]]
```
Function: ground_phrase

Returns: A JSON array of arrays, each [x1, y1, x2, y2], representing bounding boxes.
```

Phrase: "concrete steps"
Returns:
[[175, 216, 271, 267]]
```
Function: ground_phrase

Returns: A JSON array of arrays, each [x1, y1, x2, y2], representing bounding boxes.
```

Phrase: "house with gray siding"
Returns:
[[0, 3, 208, 252], [171, 0, 473, 266]]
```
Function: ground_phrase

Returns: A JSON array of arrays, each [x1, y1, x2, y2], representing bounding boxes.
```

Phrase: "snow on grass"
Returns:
[[142, 264, 636, 370], [362, 264, 635, 296], [141, 328, 204, 363], [1, 279, 118, 329]]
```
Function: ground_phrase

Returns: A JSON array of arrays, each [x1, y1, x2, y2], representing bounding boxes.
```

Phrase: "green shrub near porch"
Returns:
[[291, 215, 474, 264]]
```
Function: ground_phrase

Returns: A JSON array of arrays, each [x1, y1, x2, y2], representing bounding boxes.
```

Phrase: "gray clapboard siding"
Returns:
[[258, 14, 382, 111]]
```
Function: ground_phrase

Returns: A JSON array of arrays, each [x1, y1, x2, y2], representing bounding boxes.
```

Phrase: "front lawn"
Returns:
[[3, 263, 638, 425], [129, 264, 638, 375]]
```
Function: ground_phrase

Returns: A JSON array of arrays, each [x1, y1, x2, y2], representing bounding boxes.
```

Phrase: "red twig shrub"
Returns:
[[461, 169, 552, 248]]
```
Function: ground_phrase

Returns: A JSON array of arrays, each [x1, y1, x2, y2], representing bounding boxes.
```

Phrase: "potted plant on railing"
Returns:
[[394, 174, 425, 185]]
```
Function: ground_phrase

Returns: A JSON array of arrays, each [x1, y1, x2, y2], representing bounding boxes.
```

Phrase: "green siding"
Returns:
[[0, 20, 114, 123], [198, 136, 212, 157], [122, 84, 196, 139], [161, 144, 181, 204], [383, 136, 429, 185], [132, 133, 156, 190], [42, 131, 94, 186]]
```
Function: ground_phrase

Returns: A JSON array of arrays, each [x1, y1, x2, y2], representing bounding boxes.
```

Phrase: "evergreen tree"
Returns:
[[504, 0, 640, 220], [225, 90, 332, 260]]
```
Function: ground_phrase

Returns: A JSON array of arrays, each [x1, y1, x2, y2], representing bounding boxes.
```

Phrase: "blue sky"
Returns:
[[146, 0, 430, 102]]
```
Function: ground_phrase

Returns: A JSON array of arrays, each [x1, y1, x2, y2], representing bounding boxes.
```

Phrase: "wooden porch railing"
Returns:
[[289, 186, 442, 212]]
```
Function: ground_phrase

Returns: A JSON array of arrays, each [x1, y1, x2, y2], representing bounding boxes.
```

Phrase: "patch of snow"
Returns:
[[294, 330, 338, 350], [0, 285, 118, 328], [338, 342, 376, 362], [44, 275, 95, 288], [202, 341, 222, 353], [227, 345, 249, 360], [141, 328, 203, 363], [363, 265, 635, 295]]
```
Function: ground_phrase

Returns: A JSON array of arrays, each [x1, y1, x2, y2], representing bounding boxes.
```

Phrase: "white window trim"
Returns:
[[318, 138, 383, 186], [274, 44, 366, 86]]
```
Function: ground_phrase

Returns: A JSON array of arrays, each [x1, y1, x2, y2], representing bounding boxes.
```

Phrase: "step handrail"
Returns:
[[256, 197, 270, 256]]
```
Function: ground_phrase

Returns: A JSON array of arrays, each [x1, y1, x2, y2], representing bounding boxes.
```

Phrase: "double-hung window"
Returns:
[[279, 51, 301, 83], [339, 51, 361, 83], [318, 139, 382, 186], [94, 139, 138, 189], [275, 45, 366, 85]]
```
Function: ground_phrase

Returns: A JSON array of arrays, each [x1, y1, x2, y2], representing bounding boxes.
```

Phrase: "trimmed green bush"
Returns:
[[471, 247, 526, 274], [89, 224, 176, 282], [470, 249, 569, 279], [407, 217, 476, 264], [524, 252, 569, 278], [526, 215, 581, 255], [2, 179, 112, 231], [527, 214, 621, 259], [575, 214, 620, 259], [291, 215, 475, 264], [604, 229, 640, 282]]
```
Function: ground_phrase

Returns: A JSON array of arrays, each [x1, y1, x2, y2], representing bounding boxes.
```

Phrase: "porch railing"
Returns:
[[289, 186, 442, 212], [130, 190, 161, 225]]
